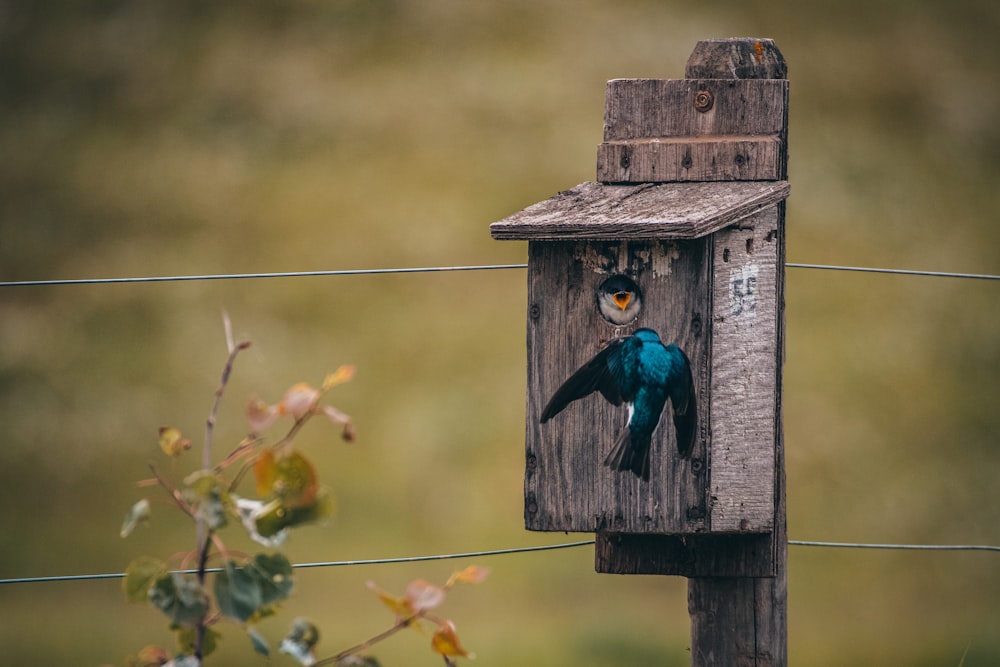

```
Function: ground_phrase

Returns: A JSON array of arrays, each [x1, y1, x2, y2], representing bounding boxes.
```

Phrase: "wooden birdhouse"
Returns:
[[491, 38, 790, 579]]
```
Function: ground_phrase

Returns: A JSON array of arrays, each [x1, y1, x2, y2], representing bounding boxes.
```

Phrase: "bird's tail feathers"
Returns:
[[672, 367, 698, 458], [673, 405, 696, 459], [603, 427, 651, 482]]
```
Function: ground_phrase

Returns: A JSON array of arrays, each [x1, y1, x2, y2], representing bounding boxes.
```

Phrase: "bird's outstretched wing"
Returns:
[[539, 338, 626, 423], [669, 347, 697, 458]]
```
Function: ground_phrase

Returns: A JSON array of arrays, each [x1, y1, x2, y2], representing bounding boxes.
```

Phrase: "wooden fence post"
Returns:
[[491, 37, 788, 666], [682, 40, 787, 667]]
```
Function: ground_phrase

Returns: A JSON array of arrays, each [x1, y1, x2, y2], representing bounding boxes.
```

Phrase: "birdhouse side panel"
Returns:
[[708, 207, 782, 532], [525, 239, 711, 534]]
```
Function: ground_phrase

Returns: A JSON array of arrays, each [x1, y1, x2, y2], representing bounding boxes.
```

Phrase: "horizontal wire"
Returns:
[[789, 540, 1000, 552], [0, 264, 530, 287], [1, 262, 998, 288], [785, 263, 1000, 281], [290, 539, 597, 570], [0, 260, 996, 584], [0, 540, 596, 586], [3, 538, 999, 586]]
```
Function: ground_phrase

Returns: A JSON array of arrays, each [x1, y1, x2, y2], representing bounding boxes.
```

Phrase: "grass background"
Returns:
[[1, 0, 998, 664]]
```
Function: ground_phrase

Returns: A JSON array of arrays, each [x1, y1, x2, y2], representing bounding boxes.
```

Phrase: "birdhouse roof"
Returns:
[[490, 180, 789, 241]]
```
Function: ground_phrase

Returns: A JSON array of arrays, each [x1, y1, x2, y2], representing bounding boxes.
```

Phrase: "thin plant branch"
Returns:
[[148, 463, 196, 520], [205, 320, 251, 471], [193, 525, 216, 662], [315, 611, 429, 666]]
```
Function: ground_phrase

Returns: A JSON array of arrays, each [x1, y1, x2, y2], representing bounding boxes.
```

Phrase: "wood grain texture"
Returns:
[[684, 37, 788, 667], [689, 578, 770, 666], [707, 207, 780, 532], [602, 79, 787, 140], [685, 38, 787, 80], [595, 532, 774, 577], [490, 180, 789, 241], [597, 135, 783, 183], [597, 78, 788, 183], [525, 239, 711, 534]]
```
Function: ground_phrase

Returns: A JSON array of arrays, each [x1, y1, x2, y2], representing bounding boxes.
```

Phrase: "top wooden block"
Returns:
[[597, 78, 788, 183], [594, 39, 788, 184]]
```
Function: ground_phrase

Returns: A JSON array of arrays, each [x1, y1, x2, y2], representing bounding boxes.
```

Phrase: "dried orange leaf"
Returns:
[[278, 383, 320, 419], [158, 427, 192, 457], [321, 365, 356, 390], [431, 620, 472, 659], [134, 645, 171, 666], [447, 566, 491, 587], [321, 405, 355, 442], [367, 581, 413, 619], [253, 450, 278, 498], [341, 421, 356, 442], [406, 579, 446, 612], [247, 397, 279, 433]]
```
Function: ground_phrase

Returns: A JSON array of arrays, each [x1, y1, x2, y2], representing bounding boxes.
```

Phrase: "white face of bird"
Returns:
[[597, 275, 642, 325]]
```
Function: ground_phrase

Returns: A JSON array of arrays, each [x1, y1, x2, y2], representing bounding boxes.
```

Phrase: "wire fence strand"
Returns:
[[0, 264, 531, 288], [1, 262, 998, 288], [788, 540, 1000, 552], [1, 262, 997, 585], [785, 263, 1000, 281], [3, 538, 998, 587]]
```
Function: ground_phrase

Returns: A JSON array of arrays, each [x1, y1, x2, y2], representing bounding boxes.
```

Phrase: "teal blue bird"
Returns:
[[540, 328, 696, 482]]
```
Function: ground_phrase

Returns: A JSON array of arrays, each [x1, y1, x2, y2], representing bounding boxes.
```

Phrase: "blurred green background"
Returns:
[[1, 0, 998, 665]]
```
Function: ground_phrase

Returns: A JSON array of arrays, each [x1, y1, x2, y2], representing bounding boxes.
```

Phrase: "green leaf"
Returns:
[[214, 553, 295, 623], [183, 469, 219, 496], [234, 497, 288, 547], [252, 498, 292, 539], [253, 552, 294, 605], [255, 487, 335, 537], [183, 469, 229, 530], [248, 627, 270, 657], [271, 450, 319, 508], [215, 560, 263, 623], [176, 625, 221, 658], [120, 498, 152, 538], [123, 556, 167, 603], [148, 572, 208, 627]]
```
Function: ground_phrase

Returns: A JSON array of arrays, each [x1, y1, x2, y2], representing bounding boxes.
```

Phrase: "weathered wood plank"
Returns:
[[685, 36, 788, 667], [525, 239, 711, 534], [602, 79, 788, 140], [689, 577, 761, 666], [595, 532, 775, 577], [597, 74, 788, 183], [597, 135, 783, 183], [685, 38, 787, 80], [490, 180, 789, 241], [688, 567, 787, 667], [707, 207, 780, 533]]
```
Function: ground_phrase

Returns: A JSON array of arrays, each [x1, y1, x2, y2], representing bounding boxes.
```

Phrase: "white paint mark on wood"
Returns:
[[729, 264, 759, 317]]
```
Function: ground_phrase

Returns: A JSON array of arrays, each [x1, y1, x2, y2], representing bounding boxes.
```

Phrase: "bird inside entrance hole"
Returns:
[[539, 328, 695, 482], [596, 275, 642, 325]]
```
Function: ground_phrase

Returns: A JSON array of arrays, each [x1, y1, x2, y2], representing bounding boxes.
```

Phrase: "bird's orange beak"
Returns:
[[613, 291, 631, 310]]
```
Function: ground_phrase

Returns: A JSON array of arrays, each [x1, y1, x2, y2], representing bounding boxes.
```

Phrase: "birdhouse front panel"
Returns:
[[522, 203, 782, 537], [525, 238, 711, 534]]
